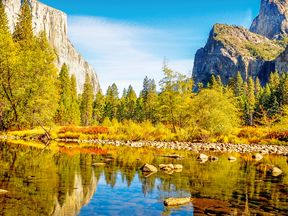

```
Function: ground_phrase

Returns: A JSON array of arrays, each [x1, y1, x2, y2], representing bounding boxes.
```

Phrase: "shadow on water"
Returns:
[[0, 141, 287, 215]]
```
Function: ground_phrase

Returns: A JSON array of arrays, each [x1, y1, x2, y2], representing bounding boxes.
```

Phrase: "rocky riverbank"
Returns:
[[1, 135, 288, 155]]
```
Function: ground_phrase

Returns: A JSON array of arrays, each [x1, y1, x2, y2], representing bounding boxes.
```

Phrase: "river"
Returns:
[[0, 141, 287, 215]]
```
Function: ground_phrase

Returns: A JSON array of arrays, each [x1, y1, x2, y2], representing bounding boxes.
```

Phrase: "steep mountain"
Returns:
[[250, 0, 288, 39], [2, 0, 99, 92], [193, 0, 288, 86]]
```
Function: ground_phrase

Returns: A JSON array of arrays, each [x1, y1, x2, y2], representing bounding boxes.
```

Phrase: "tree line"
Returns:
[[0, 1, 288, 137]]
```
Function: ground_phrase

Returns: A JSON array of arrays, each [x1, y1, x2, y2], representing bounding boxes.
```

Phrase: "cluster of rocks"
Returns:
[[2, 135, 288, 155], [59, 139, 288, 156], [140, 163, 184, 176]]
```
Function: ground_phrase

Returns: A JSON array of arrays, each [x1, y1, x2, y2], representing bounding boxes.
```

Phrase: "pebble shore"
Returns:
[[60, 139, 288, 155], [1, 135, 287, 156]]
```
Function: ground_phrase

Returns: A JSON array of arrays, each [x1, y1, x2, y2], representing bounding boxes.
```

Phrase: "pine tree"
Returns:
[[246, 77, 256, 125], [13, 0, 34, 46], [93, 90, 105, 123], [56, 64, 72, 125], [255, 77, 262, 99], [125, 85, 137, 120], [104, 83, 119, 120], [234, 72, 244, 96], [69, 74, 81, 125], [0, 1, 9, 34], [80, 73, 94, 126]]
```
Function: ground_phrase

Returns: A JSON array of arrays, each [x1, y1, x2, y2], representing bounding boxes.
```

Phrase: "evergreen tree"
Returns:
[[80, 73, 94, 126], [246, 77, 256, 125], [234, 72, 244, 96], [0, 1, 9, 34], [125, 85, 137, 120], [93, 90, 105, 123], [13, 0, 34, 46], [69, 74, 80, 125], [255, 77, 262, 99], [56, 64, 71, 125], [104, 83, 119, 120]]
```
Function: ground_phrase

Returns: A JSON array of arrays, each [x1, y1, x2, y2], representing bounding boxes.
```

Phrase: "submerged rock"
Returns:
[[159, 164, 174, 171], [0, 189, 8, 194], [174, 164, 183, 170], [252, 153, 263, 161], [164, 197, 192, 206], [141, 164, 158, 172], [228, 156, 237, 161], [198, 154, 209, 161], [92, 163, 106, 167], [272, 167, 283, 177]]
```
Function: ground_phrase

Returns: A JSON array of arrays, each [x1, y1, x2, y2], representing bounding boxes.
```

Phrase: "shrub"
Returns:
[[59, 126, 108, 135], [266, 130, 288, 142]]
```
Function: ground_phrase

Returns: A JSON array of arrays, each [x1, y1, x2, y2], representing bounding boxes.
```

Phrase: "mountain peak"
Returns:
[[250, 0, 288, 39]]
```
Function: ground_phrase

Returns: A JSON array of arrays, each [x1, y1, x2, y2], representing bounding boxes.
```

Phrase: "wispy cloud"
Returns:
[[68, 16, 194, 94]]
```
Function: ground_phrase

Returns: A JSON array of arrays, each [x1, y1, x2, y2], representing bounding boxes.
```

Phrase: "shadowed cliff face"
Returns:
[[2, 0, 100, 93], [276, 46, 288, 72], [250, 0, 288, 39], [193, 0, 288, 87]]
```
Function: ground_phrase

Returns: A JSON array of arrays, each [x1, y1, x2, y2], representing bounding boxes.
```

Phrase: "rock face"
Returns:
[[276, 46, 288, 72], [2, 0, 100, 93], [193, 24, 283, 85], [250, 0, 288, 39], [193, 0, 288, 87]]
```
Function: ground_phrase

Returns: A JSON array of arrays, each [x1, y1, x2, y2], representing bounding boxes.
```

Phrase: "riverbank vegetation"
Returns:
[[0, 1, 288, 145]]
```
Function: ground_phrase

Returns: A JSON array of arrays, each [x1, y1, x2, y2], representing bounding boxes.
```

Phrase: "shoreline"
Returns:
[[1, 136, 287, 156]]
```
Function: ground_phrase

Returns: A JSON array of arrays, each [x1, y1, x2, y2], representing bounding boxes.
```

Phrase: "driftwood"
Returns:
[[35, 119, 52, 142]]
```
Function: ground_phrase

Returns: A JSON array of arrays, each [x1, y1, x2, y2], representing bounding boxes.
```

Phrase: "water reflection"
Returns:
[[0, 141, 287, 215], [0, 142, 98, 216]]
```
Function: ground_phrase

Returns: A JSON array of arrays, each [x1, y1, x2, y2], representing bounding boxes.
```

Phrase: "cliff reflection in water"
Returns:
[[0, 142, 287, 215], [0, 142, 98, 216]]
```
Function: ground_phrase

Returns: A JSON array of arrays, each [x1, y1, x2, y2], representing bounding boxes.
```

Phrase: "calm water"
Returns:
[[0, 141, 287, 216]]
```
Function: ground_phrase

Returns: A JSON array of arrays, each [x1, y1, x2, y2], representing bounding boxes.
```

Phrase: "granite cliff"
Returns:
[[193, 0, 288, 86], [250, 0, 288, 39], [2, 0, 99, 92]]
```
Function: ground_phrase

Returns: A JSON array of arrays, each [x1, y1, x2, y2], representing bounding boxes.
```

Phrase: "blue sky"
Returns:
[[41, 0, 261, 94]]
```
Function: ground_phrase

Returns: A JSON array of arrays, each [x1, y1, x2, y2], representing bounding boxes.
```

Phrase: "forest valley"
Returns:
[[0, 1, 288, 145]]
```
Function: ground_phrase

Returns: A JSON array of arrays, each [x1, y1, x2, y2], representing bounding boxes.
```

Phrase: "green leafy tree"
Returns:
[[188, 89, 239, 136], [159, 66, 193, 132], [0, 2, 19, 128], [20, 32, 59, 127]]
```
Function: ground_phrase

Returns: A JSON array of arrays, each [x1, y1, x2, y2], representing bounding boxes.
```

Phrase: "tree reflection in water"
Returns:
[[0, 142, 287, 215]]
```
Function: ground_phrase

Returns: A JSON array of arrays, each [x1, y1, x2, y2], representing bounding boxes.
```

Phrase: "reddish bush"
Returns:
[[59, 126, 109, 134], [266, 130, 288, 142]]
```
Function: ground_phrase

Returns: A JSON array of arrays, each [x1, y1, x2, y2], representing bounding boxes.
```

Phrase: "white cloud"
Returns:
[[68, 16, 194, 94]]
